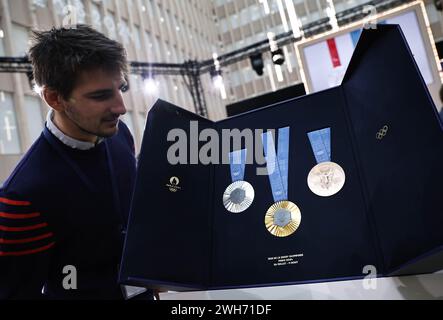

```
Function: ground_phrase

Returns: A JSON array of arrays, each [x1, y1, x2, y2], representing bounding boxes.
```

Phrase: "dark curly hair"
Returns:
[[29, 25, 128, 99]]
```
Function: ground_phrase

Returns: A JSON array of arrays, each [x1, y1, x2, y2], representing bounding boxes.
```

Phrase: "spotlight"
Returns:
[[142, 75, 158, 95], [267, 32, 285, 66], [213, 75, 225, 91], [210, 67, 224, 89], [209, 66, 222, 79], [210, 67, 227, 100], [271, 48, 285, 65], [250, 53, 264, 76]]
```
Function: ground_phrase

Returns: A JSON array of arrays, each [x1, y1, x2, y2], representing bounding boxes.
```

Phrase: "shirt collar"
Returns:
[[45, 110, 104, 150]]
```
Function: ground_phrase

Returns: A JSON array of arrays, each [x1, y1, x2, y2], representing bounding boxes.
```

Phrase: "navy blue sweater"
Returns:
[[0, 121, 139, 299]]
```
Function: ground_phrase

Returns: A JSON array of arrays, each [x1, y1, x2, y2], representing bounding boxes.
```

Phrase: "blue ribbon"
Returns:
[[307, 128, 331, 164], [229, 149, 247, 182], [262, 127, 290, 202]]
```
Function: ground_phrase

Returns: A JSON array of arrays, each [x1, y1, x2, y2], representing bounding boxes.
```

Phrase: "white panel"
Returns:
[[303, 40, 334, 92], [303, 9, 436, 93], [304, 34, 355, 92]]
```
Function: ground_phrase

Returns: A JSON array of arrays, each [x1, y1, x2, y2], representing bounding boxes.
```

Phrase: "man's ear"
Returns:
[[42, 87, 65, 112]]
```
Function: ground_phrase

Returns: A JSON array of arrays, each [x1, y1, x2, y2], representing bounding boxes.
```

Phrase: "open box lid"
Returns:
[[341, 24, 443, 274]]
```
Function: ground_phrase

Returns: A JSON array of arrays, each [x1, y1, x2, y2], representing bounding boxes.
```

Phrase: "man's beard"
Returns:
[[65, 105, 118, 138]]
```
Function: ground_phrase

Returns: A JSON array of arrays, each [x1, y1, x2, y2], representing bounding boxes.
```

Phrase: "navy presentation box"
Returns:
[[119, 25, 443, 291]]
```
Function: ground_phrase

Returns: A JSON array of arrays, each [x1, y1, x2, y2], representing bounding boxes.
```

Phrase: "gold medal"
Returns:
[[307, 161, 345, 197], [223, 180, 255, 213], [265, 200, 301, 237]]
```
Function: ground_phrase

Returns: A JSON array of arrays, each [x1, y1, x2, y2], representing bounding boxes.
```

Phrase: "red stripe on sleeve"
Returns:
[[0, 242, 55, 257], [0, 212, 41, 219], [0, 198, 31, 206], [0, 223, 48, 232], [0, 232, 53, 244]]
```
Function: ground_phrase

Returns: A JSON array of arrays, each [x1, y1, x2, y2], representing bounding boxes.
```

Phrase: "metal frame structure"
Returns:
[[0, 0, 412, 117]]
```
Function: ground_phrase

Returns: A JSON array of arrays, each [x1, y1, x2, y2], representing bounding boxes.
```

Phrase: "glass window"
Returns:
[[310, 12, 320, 22], [243, 67, 254, 83], [215, 0, 229, 6], [118, 20, 132, 47], [71, 0, 86, 24], [290, 52, 297, 68], [254, 32, 266, 43], [146, 0, 154, 19], [220, 19, 229, 33], [158, 77, 169, 101], [230, 14, 239, 29], [176, 81, 187, 107], [32, 0, 48, 9], [426, 3, 440, 24], [0, 30, 5, 56], [153, 35, 162, 61], [153, 1, 163, 24], [145, 31, 154, 60], [134, 25, 142, 51], [91, 2, 103, 32], [250, 4, 262, 21], [53, 0, 68, 16], [24, 96, 44, 143], [103, 13, 117, 40], [11, 23, 30, 57], [269, 0, 279, 14], [240, 8, 250, 27], [164, 10, 173, 36], [230, 70, 241, 87], [172, 14, 181, 34], [0, 92, 21, 155]]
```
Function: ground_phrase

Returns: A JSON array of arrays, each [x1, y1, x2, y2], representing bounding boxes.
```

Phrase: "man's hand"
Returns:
[[153, 289, 168, 300]]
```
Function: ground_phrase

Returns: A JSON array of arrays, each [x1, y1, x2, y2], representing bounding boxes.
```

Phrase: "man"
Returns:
[[0, 25, 152, 300]]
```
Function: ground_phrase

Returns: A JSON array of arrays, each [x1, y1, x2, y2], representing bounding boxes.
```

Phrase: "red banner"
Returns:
[[326, 38, 341, 68]]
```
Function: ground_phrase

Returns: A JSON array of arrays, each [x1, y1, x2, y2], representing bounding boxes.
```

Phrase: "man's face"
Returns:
[[61, 68, 128, 138]]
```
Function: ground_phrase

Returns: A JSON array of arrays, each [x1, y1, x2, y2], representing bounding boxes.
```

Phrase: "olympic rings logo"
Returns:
[[376, 125, 389, 140]]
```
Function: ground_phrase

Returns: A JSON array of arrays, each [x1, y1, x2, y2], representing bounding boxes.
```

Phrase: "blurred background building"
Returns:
[[214, 0, 443, 102], [1, 0, 443, 182]]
